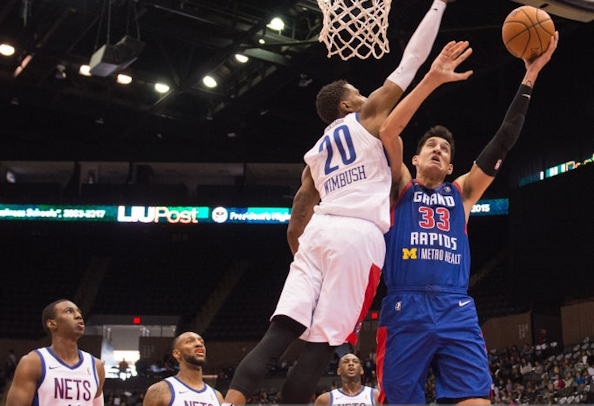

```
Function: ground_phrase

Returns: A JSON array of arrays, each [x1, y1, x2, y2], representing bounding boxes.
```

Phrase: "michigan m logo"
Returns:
[[402, 248, 417, 259]]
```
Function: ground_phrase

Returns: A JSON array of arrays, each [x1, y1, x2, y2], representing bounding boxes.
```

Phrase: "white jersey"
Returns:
[[329, 386, 376, 406], [34, 347, 99, 406], [164, 376, 221, 406], [304, 112, 391, 233]]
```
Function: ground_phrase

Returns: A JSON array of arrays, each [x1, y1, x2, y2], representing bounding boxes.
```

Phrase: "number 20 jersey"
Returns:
[[383, 180, 471, 291], [304, 113, 392, 233]]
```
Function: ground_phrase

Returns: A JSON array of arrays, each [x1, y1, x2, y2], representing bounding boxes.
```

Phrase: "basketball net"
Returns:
[[317, 0, 392, 60]]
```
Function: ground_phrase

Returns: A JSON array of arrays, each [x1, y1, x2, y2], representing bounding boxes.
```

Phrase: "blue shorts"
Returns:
[[376, 290, 491, 404]]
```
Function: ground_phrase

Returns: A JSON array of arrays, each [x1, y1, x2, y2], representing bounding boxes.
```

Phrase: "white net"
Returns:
[[317, 0, 392, 60]]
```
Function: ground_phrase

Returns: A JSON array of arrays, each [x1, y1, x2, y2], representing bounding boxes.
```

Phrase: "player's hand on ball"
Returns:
[[524, 31, 559, 72]]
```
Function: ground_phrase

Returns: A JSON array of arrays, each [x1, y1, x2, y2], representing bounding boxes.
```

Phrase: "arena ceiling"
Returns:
[[0, 0, 592, 190]]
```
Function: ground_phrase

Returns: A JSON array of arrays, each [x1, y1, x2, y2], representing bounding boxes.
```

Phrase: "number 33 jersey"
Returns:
[[304, 112, 391, 233], [383, 180, 471, 291]]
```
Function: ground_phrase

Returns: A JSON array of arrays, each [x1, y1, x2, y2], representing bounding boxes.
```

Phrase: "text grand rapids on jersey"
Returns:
[[323, 165, 367, 194], [402, 190, 462, 265]]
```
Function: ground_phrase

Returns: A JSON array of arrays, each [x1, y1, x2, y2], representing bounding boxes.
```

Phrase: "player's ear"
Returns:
[[447, 163, 453, 175], [412, 155, 420, 167], [47, 319, 57, 331], [339, 100, 351, 113]]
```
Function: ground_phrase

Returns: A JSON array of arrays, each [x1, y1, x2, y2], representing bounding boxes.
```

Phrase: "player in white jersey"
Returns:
[[143, 332, 223, 406], [314, 353, 378, 406], [6, 299, 105, 406], [223, 2, 453, 406]]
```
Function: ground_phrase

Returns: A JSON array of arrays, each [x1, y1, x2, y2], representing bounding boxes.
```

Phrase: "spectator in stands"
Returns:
[[142, 332, 223, 406], [520, 357, 533, 376], [564, 371, 575, 388], [5, 299, 105, 406], [538, 329, 548, 345], [119, 358, 130, 379], [574, 371, 585, 388], [553, 373, 565, 390], [313, 353, 379, 405], [534, 360, 544, 376], [135, 357, 149, 378]]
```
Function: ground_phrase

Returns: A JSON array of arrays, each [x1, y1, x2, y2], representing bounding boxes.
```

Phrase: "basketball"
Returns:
[[502, 6, 555, 61]]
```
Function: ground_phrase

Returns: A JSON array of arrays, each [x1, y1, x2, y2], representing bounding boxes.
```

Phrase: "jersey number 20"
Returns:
[[320, 125, 357, 175]]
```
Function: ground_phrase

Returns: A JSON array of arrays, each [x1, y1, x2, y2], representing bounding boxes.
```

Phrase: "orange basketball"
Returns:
[[502, 6, 555, 61]]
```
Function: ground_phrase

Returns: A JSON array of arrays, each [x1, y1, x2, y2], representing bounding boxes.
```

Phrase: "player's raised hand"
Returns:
[[524, 31, 559, 72], [522, 31, 558, 87], [428, 40, 473, 85]]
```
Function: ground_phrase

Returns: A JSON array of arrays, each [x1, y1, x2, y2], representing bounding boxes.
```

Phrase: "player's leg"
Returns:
[[304, 216, 384, 346], [377, 292, 437, 404], [280, 341, 337, 404], [226, 221, 324, 405], [225, 315, 306, 405], [432, 294, 491, 404]]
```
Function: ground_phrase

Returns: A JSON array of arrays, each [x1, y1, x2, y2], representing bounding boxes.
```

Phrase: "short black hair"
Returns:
[[316, 79, 349, 124], [416, 125, 455, 161], [41, 299, 69, 335]]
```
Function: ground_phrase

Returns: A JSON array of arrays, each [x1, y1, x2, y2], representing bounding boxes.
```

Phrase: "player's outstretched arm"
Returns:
[[457, 32, 559, 215], [287, 165, 319, 255], [6, 352, 41, 406], [380, 40, 473, 200], [358, 0, 448, 136]]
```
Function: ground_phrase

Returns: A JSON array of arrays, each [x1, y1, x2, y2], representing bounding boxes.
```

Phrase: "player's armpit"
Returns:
[[455, 164, 495, 217]]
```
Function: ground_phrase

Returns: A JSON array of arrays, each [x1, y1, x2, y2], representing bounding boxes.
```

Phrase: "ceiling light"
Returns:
[[0, 44, 15, 56], [235, 54, 249, 63], [203, 75, 217, 88], [117, 74, 132, 85], [258, 38, 266, 45], [155, 83, 170, 93], [267, 17, 285, 31], [79, 65, 91, 76]]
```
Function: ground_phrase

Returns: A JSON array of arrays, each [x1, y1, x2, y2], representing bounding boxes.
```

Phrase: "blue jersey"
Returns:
[[383, 179, 471, 292], [377, 180, 491, 404]]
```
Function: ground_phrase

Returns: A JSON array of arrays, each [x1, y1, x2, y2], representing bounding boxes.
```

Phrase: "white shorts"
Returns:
[[272, 213, 385, 346]]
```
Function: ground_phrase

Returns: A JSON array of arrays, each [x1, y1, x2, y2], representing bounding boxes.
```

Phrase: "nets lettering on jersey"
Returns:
[[317, 0, 392, 60]]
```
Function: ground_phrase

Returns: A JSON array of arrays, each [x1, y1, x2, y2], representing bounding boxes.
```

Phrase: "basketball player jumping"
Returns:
[[6, 299, 105, 406], [143, 332, 223, 406], [375, 32, 559, 404], [222, 1, 470, 405]]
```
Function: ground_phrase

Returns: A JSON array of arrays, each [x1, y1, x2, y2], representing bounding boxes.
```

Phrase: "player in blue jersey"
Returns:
[[375, 32, 559, 405], [6, 299, 106, 406], [222, 2, 461, 405]]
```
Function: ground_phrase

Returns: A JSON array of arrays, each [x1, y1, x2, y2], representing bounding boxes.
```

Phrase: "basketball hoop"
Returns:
[[317, 0, 392, 60]]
